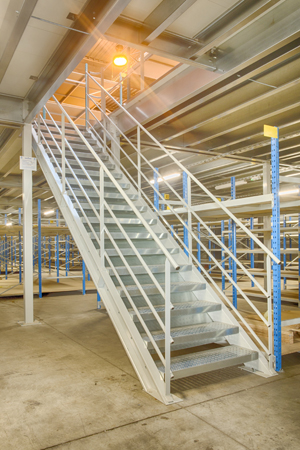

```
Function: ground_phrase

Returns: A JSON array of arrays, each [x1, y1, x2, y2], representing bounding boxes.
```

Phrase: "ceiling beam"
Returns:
[[141, 0, 197, 44], [24, 0, 131, 123], [0, 0, 39, 83], [0, 95, 24, 126]]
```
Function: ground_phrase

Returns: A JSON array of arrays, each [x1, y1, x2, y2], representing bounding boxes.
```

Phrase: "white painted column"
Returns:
[[22, 123, 34, 323]]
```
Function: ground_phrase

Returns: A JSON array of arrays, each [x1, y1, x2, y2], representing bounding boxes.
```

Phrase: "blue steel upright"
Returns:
[[231, 177, 237, 308], [183, 172, 189, 257], [271, 128, 281, 372], [283, 217, 286, 288]]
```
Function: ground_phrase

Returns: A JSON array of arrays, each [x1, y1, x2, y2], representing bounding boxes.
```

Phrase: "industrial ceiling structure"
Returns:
[[0, 0, 300, 221]]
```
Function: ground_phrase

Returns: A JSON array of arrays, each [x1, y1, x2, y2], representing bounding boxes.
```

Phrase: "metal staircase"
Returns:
[[31, 75, 280, 404]]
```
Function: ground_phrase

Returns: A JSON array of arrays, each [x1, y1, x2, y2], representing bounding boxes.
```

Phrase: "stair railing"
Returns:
[[34, 104, 177, 397], [85, 70, 280, 369]]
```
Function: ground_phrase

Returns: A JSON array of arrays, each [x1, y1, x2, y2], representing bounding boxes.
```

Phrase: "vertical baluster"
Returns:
[[221, 220, 225, 290], [100, 166, 105, 268], [231, 176, 237, 309], [38, 199, 42, 298], [85, 63, 89, 129], [250, 217, 255, 287], [137, 126, 141, 197], [154, 167, 159, 211], [19, 208, 22, 283], [197, 222, 201, 273], [165, 258, 171, 397], [61, 113, 65, 193]]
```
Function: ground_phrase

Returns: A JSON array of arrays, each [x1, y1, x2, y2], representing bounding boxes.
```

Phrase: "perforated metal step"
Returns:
[[143, 322, 238, 348], [118, 281, 205, 297], [156, 345, 258, 379], [129, 299, 221, 321]]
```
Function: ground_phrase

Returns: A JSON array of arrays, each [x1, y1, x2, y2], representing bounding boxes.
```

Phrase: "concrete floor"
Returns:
[[1, 292, 300, 450]]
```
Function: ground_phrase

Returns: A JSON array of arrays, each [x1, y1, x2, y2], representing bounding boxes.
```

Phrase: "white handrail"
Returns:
[[50, 95, 180, 271], [88, 72, 280, 265]]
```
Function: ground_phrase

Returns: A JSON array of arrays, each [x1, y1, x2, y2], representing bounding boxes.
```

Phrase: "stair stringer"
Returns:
[[32, 128, 182, 405]]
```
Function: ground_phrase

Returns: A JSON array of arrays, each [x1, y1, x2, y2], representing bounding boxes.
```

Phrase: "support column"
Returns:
[[22, 123, 34, 323], [263, 161, 272, 290], [270, 127, 281, 372]]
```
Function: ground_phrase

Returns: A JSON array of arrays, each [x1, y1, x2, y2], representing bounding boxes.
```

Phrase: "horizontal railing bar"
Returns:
[[51, 96, 179, 272], [88, 73, 279, 264]]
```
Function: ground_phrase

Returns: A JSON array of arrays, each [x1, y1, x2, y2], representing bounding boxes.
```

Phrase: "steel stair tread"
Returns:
[[82, 217, 157, 225], [65, 168, 122, 179], [109, 264, 191, 276], [117, 281, 205, 296], [105, 247, 179, 256], [110, 232, 168, 240], [78, 203, 146, 212], [143, 322, 238, 342], [156, 345, 258, 376], [67, 190, 138, 200], [129, 300, 221, 316]]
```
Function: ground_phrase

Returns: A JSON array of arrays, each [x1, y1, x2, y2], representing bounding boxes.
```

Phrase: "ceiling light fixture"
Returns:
[[279, 189, 299, 196], [113, 45, 128, 67], [215, 180, 247, 190], [6, 222, 12, 226], [44, 210, 55, 216], [150, 173, 181, 184]]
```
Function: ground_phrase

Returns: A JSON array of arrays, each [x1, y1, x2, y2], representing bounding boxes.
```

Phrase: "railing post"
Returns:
[[197, 222, 201, 272], [82, 259, 86, 295], [140, 50, 145, 91], [38, 113, 41, 144], [85, 63, 89, 129], [154, 167, 159, 211], [270, 126, 281, 372], [100, 166, 105, 268], [38, 199, 42, 298], [18, 207, 22, 283], [266, 255, 273, 369], [250, 217, 255, 287], [56, 209, 59, 283], [61, 112, 65, 193], [183, 172, 189, 258], [119, 72, 123, 106], [221, 220, 225, 290], [101, 67, 106, 123], [66, 235, 69, 276], [231, 176, 237, 308], [298, 213, 300, 306], [137, 126, 141, 197], [165, 257, 171, 397]]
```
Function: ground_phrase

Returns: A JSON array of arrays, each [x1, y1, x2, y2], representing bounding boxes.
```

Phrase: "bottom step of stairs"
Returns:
[[156, 345, 258, 380]]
